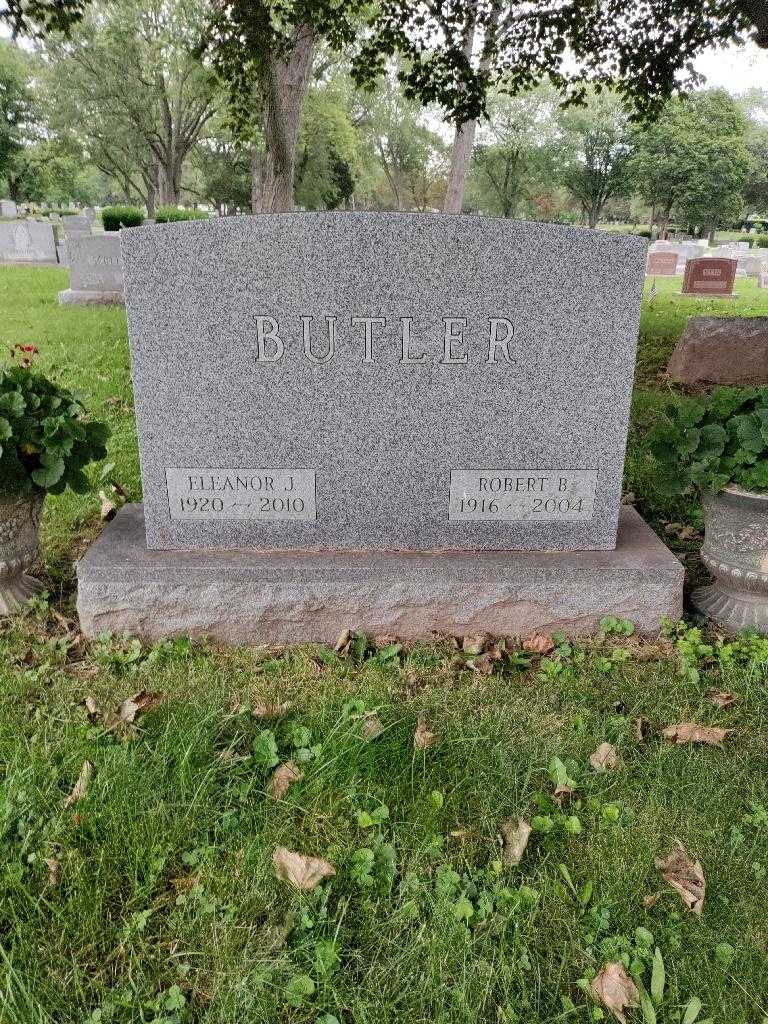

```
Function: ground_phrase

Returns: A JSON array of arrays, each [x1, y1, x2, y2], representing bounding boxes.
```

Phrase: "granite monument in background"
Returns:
[[76, 214, 683, 643], [58, 234, 124, 305], [0, 199, 18, 218], [0, 220, 57, 264]]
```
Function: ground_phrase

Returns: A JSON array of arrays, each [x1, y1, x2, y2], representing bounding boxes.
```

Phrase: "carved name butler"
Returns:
[[121, 213, 646, 551]]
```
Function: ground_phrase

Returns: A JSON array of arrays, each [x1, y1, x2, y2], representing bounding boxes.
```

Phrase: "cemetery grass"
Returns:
[[1, 608, 768, 1023], [1, 266, 768, 1021]]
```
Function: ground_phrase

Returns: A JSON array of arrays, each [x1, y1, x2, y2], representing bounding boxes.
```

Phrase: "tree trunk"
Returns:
[[253, 22, 315, 213], [443, 5, 500, 215]]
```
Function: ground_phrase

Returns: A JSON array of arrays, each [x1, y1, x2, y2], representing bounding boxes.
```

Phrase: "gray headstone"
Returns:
[[1, 199, 18, 218], [121, 214, 646, 553], [58, 234, 124, 305], [61, 215, 92, 236], [0, 220, 57, 263]]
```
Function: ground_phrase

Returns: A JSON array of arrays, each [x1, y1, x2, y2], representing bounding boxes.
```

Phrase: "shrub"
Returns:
[[155, 206, 209, 223], [634, 229, 652, 238], [0, 352, 110, 495], [102, 205, 144, 231], [650, 387, 768, 496], [756, 235, 768, 249], [738, 235, 755, 248]]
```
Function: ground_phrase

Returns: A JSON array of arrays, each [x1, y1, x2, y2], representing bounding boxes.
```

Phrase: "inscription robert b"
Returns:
[[253, 316, 516, 365]]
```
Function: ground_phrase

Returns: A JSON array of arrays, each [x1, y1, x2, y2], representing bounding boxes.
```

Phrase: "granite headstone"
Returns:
[[122, 214, 646, 553], [646, 251, 678, 276], [0, 199, 18, 218], [58, 234, 124, 305], [0, 220, 57, 263], [681, 257, 737, 297]]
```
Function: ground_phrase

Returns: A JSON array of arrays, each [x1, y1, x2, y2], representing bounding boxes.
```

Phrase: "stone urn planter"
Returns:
[[0, 491, 45, 614], [693, 486, 768, 634]]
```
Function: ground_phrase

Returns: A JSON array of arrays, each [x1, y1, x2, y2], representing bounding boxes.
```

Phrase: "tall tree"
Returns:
[[469, 85, 556, 217], [43, 0, 218, 213], [558, 91, 633, 229], [205, 1, 762, 215], [0, 41, 36, 193]]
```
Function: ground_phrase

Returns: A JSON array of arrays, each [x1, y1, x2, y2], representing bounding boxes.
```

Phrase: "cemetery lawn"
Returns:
[[1, 267, 768, 1022]]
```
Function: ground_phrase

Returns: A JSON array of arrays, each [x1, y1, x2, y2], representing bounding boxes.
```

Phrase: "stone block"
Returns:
[[76, 503, 684, 645], [668, 316, 768, 385]]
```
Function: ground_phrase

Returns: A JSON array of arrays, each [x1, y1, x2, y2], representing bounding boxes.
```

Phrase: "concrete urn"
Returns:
[[0, 491, 44, 614], [694, 486, 768, 633]]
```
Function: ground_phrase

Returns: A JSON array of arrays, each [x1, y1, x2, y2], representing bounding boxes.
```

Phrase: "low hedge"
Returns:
[[155, 206, 209, 223], [756, 235, 768, 249], [102, 205, 144, 231], [737, 235, 755, 248]]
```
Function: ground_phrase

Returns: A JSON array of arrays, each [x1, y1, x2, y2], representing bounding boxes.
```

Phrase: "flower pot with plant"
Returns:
[[650, 386, 768, 633], [0, 347, 109, 613]]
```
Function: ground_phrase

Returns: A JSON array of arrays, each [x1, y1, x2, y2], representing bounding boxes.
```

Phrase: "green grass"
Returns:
[[1, 266, 768, 1023]]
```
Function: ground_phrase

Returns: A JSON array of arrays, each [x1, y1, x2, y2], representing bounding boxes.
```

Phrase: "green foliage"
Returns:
[[757, 234, 768, 248], [738, 235, 755, 247], [101, 205, 144, 231], [155, 206, 209, 223], [649, 387, 768, 496], [0, 362, 109, 495]]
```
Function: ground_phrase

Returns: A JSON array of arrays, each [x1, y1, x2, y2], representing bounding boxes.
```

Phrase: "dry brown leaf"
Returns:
[[466, 653, 495, 675], [589, 742, 621, 772], [272, 847, 335, 890], [634, 717, 651, 743], [99, 490, 118, 522], [267, 761, 303, 800], [655, 842, 705, 915], [706, 690, 737, 709], [83, 695, 100, 722], [590, 962, 640, 1024], [373, 633, 398, 648], [361, 712, 384, 741], [621, 491, 636, 505], [642, 892, 662, 909], [114, 690, 163, 726], [252, 701, 291, 719], [44, 857, 61, 886], [500, 818, 531, 867], [414, 715, 439, 750], [553, 784, 575, 807], [462, 633, 489, 655], [334, 628, 351, 653], [661, 722, 733, 747], [521, 633, 555, 655], [64, 760, 94, 808]]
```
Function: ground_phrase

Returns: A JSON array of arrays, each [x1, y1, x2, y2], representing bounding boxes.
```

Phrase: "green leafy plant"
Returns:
[[102, 205, 144, 231], [155, 206, 209, 223], [0, 360, 109, 495], [649, 387, 768, 495], [737, 235, 754, 248]]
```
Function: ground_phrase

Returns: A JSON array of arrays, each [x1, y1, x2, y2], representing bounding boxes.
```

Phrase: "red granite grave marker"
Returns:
[[681, 257, 737, 297], [646, 251, 678, 276]]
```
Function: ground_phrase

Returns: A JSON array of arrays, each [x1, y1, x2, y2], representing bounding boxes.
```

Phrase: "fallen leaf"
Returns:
[[521, 633, 555, 655], [414, 715, 439, 749], [252, 701, 291, 719], [589, 742, 621, 772], [634, 717, 651, 742], [98, 490, 117, 521], [643, 892, 662, 909], [373, 633, 398, 647], [272, 847, 335, 890], [706, 690, 737, 709], [661, 722, 733, 747], [361, 712, 384, 741], [500, 818, 531, 866], [621, 491, 636, 505], [334, 628, 351, 653], [655, 842, 705, 915], [462, 633, 489, 655], [64, 760, 94, 808], [590, 962, 640, 1024], [113, 689, 162, 726], [83, 695, 100, 722], [44, 857, 61, 886], [553, 784, 575, 807], [466, 652, 495, 675], [268, 761, 303, 800]]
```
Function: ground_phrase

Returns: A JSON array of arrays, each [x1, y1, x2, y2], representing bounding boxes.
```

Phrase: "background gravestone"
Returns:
[[0, 220, 57, 263], [122, 214, 646, 553], [58, 234, 124, 305], [681, 257, 737, 297], [0, 199, 18, 218], [647, 251, 678, 276]]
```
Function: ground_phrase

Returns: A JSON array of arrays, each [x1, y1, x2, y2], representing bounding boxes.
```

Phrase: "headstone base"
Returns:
[[58, 288, 124, 306], [675, 292, 737, 299], [76, 504, 683, 644]]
